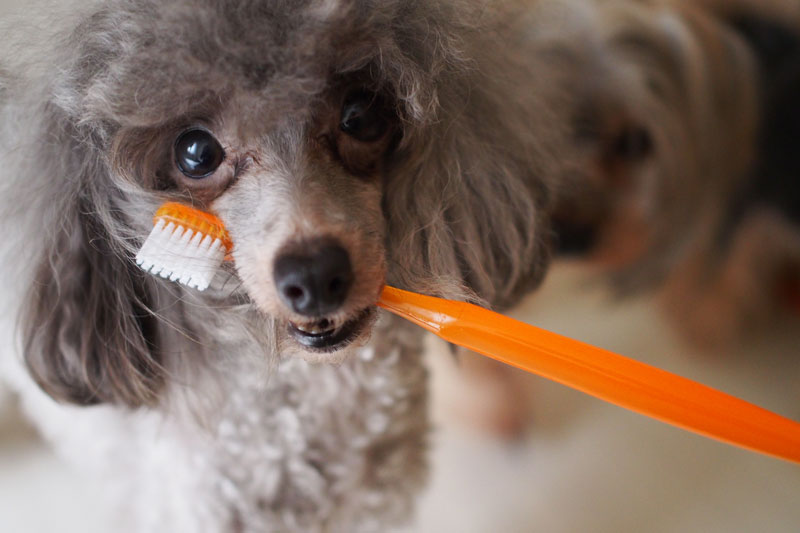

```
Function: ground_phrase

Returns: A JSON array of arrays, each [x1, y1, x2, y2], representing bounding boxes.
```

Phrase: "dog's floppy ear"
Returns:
[[382, 13, 565, 310], [384, 112, 555, 310], [20, 108, 164, 408]]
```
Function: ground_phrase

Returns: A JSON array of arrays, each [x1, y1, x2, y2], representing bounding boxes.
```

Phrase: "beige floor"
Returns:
[[2, 263, 799, 532]]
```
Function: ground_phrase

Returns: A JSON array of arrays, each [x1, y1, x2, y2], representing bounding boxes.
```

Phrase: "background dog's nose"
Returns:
[[273, 243, 354, 317]]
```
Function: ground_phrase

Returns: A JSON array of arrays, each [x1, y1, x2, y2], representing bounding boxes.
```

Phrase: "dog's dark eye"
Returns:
[[340, 91, 389, 142], [614, 126, 653, 161], [174, 129, 225, 179]]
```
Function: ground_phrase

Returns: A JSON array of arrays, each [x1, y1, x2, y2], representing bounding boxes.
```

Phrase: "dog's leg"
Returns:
[[442, 346, 533, 440], [660, 209, 800, 349]]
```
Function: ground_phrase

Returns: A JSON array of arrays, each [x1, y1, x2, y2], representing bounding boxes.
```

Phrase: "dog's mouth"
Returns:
[[287, 308, 374, 352]]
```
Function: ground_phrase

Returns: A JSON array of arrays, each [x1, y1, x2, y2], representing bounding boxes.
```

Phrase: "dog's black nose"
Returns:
[[273, 242, 354, 317]]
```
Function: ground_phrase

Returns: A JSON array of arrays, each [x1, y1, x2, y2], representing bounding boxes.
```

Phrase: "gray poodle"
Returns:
[[5, 0, 799, 529], [0, 0, 578, 530]]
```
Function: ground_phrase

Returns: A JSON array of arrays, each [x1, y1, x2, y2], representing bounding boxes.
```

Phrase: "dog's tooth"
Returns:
[[296, 321, 335, 335]]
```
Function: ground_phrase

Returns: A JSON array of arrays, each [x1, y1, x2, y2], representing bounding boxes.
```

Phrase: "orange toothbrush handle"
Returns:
[[378, 286, 800, 465]]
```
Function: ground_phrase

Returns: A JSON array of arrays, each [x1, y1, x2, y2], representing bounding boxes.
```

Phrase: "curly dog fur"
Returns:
[[0, 0, 579, 530]]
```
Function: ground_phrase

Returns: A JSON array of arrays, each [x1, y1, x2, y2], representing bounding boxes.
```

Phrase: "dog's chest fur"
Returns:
[[11, 306, 428, 533], [201, 315, 429, 533]]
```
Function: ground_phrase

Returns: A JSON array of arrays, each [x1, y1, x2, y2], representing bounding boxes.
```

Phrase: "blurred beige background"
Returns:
[[1, 1, 799, 532]]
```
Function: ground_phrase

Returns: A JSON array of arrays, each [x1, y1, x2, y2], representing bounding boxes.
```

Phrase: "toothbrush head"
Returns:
[[135, 202, 232, 291]]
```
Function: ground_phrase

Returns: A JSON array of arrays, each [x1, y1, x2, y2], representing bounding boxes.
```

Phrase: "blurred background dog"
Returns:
[[458, 0, 800, 436], [553, 0, 800, 348]]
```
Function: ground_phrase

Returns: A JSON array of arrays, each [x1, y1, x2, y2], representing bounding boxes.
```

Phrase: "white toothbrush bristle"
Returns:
[[136, 218, 227, 291]]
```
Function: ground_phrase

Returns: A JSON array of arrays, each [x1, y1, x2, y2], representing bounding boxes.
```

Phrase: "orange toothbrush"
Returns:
[[137, 203, 800, 465], [378, 286, 800, 465]]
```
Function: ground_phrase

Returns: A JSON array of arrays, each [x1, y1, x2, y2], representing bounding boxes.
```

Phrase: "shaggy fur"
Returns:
[[552, 0, 759, 281], [0, 0, 581, 530], [550, 0, 800, 347], [657, 0, 800, 345]]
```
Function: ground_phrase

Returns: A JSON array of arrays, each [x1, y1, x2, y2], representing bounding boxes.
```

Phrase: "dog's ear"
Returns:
[[384, 129, 554, 310], [23, 209, 163, 408], [382, 51, 562, 309], [20, 110, 164, 408]]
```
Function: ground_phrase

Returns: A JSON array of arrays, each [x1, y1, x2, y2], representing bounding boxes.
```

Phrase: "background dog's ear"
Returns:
[[19, 110, 164, 408]]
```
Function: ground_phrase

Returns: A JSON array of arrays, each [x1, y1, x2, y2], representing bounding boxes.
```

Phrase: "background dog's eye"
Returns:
[[613, 126, 653, 161], [340, 91, 389, 142], [174, 129, 225, 179]]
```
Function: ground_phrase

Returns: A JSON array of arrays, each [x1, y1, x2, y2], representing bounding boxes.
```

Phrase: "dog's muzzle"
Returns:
[[286, 308, 373, 351], [273, 238, 372, 351], [273, 239, 354, 317]]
